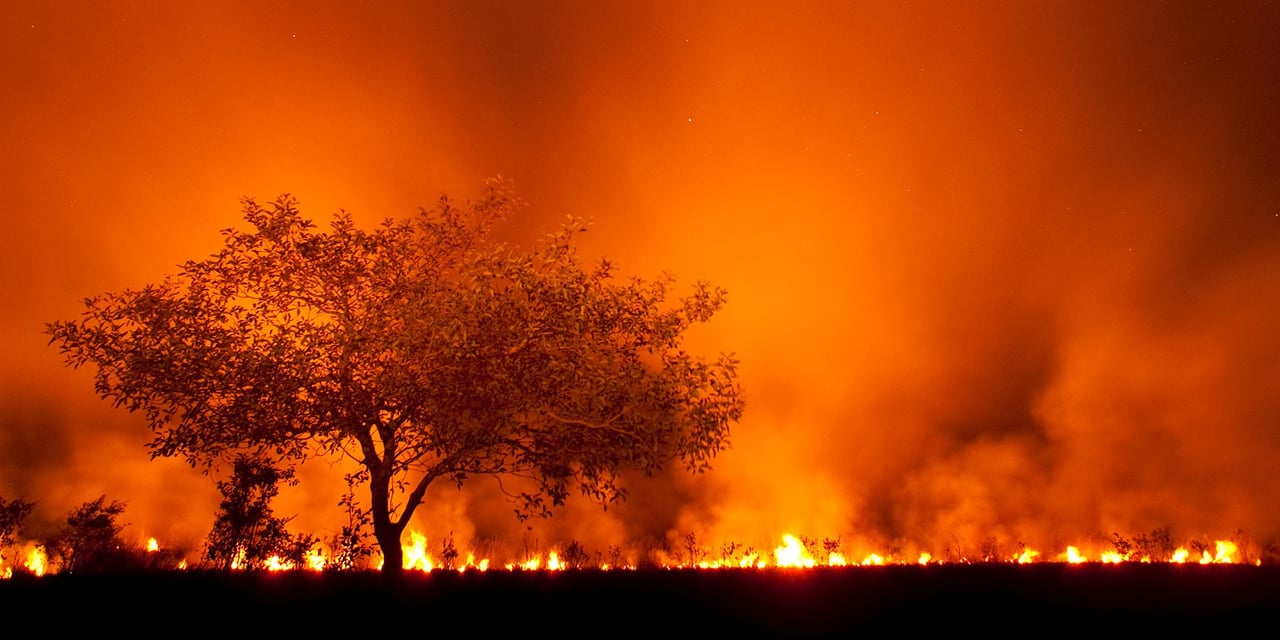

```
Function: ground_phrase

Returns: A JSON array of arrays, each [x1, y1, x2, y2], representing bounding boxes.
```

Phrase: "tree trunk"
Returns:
[[376, 525, 404, 576], [369, 470, 405, 576]]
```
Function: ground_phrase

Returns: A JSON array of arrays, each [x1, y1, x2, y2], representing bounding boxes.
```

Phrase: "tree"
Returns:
[[204, 455, 310, 570], [0, 496, 35, 569], [46, 179, 744, 574], [328, 473, 376, 571], [50, 496, 128, 573]]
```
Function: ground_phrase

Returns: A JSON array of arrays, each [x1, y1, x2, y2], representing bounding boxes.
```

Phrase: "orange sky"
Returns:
[[3, 1, 1279, 558]]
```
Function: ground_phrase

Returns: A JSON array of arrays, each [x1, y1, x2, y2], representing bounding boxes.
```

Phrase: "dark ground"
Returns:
[[4, 564, 1276, 634]]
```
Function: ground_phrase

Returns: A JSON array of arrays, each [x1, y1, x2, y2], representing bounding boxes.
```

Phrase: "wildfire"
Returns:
[[25, 546, 46, 576], [403, 531, 434, 572], [546, 551, 564, 571], [0, 528, 1264, 578], [307, 550, 326, 571], [773, 534, 816, 568], [459, 553, 489, 572], [1201, 540, 1238, 564]]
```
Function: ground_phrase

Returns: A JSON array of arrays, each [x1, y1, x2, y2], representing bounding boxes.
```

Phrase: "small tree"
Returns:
[[47, 179, 744, 574], [204, 455, 302, 570], [0, 496, 35, 569], [328, 473, 375, 571], [561, 540, 590, 569], [51, 496, 129, 573]]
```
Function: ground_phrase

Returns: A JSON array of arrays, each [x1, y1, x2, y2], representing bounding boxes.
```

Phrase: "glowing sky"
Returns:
[[3, 1, 1279, 555]]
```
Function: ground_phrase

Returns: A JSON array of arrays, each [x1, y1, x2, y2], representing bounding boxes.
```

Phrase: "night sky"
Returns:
[[3, 1, 1279, 558]]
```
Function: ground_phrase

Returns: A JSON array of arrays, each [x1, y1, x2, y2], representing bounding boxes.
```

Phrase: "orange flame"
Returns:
[[773, 534, 816, 568], [1100, 551, 1125, 564], [1063, 546, 1086, 564], [403, 531, 434, 572], [25, 547, 46, 576]]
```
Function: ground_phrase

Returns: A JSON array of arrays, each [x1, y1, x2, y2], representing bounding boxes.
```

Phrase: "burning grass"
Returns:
[[0, 528, 1267, 578]]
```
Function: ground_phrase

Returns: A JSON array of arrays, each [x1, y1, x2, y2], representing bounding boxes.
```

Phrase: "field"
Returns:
[[4, 564, 1276, 634]]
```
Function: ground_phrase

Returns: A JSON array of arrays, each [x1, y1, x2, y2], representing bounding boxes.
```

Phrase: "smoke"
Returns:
[[3, 1, 1279, 561]]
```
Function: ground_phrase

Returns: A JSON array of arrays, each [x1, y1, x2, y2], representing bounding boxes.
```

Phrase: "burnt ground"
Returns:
[[4, 564, 1277, 635]]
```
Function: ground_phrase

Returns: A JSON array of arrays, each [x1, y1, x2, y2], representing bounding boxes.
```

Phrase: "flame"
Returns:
[[1198, 540, 1238, 564], [1063, 546, 1086, 564], [25, 547, 46, 576], [458, 553, 489, 572], [773, 534, 816, 568], [1213, 540, 1238, 564], [230, 548, 247, 570], [306, 551, 326, 571], [1100, 551, 1125, 564], [0, 524, 1261, 577], [403, 531, 434, 572]]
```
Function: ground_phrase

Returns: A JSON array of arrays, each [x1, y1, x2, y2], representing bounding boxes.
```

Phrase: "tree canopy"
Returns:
[[47, 179, 744, 573]]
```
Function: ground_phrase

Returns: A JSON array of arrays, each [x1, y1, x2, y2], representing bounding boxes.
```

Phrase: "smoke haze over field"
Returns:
[[3, 1, 1279, 559]]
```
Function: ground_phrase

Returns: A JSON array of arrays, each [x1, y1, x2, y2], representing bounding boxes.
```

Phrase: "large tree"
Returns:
[[47, 179, 743, 573]]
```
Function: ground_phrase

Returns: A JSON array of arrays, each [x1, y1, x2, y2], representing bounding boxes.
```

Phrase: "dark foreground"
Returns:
[[4, 564, 1277, 634]]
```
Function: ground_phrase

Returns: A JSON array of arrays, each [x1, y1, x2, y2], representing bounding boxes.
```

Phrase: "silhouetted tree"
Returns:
[[1133, 526, 1177, 561], [0, 496, 35, 569], [327, 473, 375, 571], [561, 540, 590, 569], [204, 455, 305, 570], [47, 178, 744, 574], [49, 496, 129, 573]]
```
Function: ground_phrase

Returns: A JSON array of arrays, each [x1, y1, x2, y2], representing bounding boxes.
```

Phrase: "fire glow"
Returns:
[[8, 531, 1252, 578], [4, 1, 1280, 609]]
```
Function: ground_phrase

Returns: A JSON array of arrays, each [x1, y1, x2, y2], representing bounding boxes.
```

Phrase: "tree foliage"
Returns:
[[47, 178, 744, 573]]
